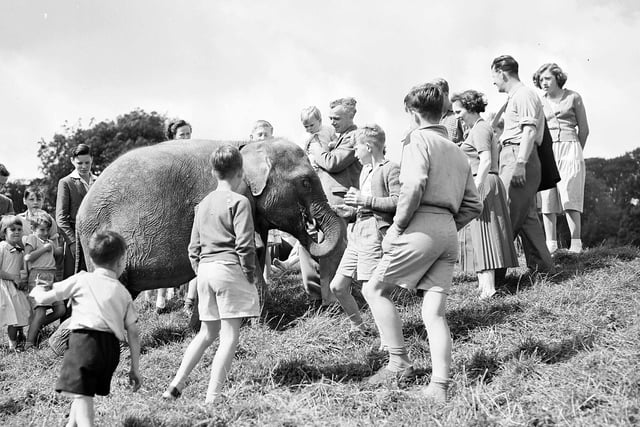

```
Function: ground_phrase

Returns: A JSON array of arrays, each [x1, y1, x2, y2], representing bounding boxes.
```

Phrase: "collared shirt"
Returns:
[[52, 268, 137, 341], [395, 124, 482, 231], [501, 82, 545, 146], [69, 170, 98, 192]]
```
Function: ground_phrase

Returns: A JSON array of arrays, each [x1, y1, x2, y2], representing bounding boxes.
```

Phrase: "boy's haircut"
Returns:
[[0, 215, 23, 237], [166, 119, 192, 140], [0, 163, 9, 177], [491, 55, 519, 76], [210, 145, 243, 180], [301, 106, 322, 122], [430, 78, 450, 95], [23, 186, 43, 200], [329, 97, 357, 117], [404, 83, 444, 121], [88, 230, 127, 267], [72, 144, 91, 158], [356, 124, 386, 151], [251, 120, 273, 133], [29, 212, 53, 230]]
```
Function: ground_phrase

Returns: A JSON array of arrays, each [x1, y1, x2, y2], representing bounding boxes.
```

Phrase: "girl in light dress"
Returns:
[[0, 216, 31, 350]]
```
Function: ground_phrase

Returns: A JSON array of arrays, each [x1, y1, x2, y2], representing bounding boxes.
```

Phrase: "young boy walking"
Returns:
[[30, 230, 141, 426], [331, 124, 400, 335], [163, 144, 259, 403]]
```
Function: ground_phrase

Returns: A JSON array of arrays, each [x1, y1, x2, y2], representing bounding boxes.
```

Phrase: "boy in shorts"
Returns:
[[362, 83, 482, 401], [331, 124, 400, 334], [163, 145, 259, 403], [30, 230, 141, 426]]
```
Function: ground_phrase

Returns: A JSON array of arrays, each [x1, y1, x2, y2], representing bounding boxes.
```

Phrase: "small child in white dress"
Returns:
[[0, 216, 31, 350]]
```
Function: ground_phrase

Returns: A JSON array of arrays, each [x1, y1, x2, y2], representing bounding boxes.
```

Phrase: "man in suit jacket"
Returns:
[[56, 144, 97, 278], [0, 164, 15, 218], [303, 97, 362, 305]]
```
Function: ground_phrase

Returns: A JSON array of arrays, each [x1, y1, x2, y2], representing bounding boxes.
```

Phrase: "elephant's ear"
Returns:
[[242, 144, 272, 197]]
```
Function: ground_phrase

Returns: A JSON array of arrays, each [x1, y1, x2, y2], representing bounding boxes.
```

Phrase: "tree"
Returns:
[[36, 109, 167, 212]]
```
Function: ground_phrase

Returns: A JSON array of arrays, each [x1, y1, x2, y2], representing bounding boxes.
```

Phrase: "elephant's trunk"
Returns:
[[307, 201, 345, 258]]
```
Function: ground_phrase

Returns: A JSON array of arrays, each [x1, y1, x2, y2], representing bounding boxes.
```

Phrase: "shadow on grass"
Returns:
[[463, 331, 597, 384], [0, 389, 41, 417], [447, 301, 524, 339], [511, 333, 596, 364], [140, 324, 190, 353]]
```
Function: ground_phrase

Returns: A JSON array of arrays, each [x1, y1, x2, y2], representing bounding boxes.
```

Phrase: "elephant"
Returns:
[[75, 139, 345, 296]]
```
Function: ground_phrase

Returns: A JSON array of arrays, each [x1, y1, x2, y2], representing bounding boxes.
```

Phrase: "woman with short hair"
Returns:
[[533, 63, 589, 253]]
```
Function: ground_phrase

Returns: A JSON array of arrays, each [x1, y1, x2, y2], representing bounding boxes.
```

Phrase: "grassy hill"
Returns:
[[1, 246, 639, 426]]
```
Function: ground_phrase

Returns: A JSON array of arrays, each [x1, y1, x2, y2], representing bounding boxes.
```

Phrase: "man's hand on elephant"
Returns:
[[512, 162, 527, 187]]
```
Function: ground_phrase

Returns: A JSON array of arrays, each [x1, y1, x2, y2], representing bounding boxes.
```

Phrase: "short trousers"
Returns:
[[370, 210, 458, 294], [55, 329, 120, 397], [336, 217, 386, 281], [197, 262, 260, 321]]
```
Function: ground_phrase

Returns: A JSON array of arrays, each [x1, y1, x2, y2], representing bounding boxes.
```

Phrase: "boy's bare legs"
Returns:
[[205, 317, 241, 402], [67, 395, 94, 427], [330, 274, 364, 330], [168, 320, 220, 391], [363, 279, 411, 370], [421, 290, 451, 401]]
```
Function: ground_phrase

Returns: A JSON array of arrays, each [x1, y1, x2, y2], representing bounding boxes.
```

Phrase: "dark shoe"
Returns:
[[366, 365, 415, 386], [162, 385, 182, 400]]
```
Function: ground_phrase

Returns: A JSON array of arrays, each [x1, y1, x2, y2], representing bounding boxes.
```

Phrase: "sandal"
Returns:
[[162, 385, 182, 400]]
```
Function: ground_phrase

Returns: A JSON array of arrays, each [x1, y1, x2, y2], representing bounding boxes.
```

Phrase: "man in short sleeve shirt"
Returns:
[[491, 55, 554, 274]]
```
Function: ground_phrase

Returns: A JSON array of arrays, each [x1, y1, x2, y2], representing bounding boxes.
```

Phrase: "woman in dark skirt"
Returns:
[[452, 90, 519, 298]]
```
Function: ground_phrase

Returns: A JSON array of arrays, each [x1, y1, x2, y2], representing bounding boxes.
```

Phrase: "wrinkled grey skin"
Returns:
[[76, 139, 344, 293]]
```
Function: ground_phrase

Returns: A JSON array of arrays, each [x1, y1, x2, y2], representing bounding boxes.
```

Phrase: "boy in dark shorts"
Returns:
[[31, 230, 141, 426]]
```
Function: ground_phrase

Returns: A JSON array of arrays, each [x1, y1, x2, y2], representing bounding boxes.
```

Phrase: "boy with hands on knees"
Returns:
[[30, 230, 141, 427], [331, 124, 400, 337]]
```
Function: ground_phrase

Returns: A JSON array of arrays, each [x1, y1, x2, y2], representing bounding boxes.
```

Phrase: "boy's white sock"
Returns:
[[546, 240, 558, 254], [569, 239, 583, 253]]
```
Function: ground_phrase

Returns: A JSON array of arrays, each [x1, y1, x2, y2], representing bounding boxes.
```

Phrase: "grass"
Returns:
[[1, 246, 639, 426]]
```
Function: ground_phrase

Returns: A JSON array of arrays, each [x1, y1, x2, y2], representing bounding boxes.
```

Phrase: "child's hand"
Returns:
[[344, 188, 365, 207], [24, 253, 32, 262], [129, 369, 142, 392], [333, 204, 356, 219], [44, 242, 53, 251]]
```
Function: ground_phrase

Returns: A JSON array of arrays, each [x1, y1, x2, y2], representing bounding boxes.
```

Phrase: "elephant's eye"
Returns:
[[301, 178, 311, 189]]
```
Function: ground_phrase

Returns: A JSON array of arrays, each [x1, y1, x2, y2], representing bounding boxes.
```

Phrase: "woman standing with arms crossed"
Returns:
[[534, 63, 589, 254], [452, 90, 519, 299]]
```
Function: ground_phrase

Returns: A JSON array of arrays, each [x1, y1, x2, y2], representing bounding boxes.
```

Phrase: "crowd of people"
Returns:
[[0, 54, 590, 423]]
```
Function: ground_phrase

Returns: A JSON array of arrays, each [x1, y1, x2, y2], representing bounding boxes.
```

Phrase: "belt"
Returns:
[[356, 210, 374, 219], [501, 141, 520, 147]]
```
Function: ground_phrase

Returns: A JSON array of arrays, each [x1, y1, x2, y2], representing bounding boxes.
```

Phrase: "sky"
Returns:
[[1, 0, 639, 180]]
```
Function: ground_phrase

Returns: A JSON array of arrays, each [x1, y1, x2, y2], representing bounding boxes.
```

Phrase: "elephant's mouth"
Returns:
[[300, 208, 324, 244]]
